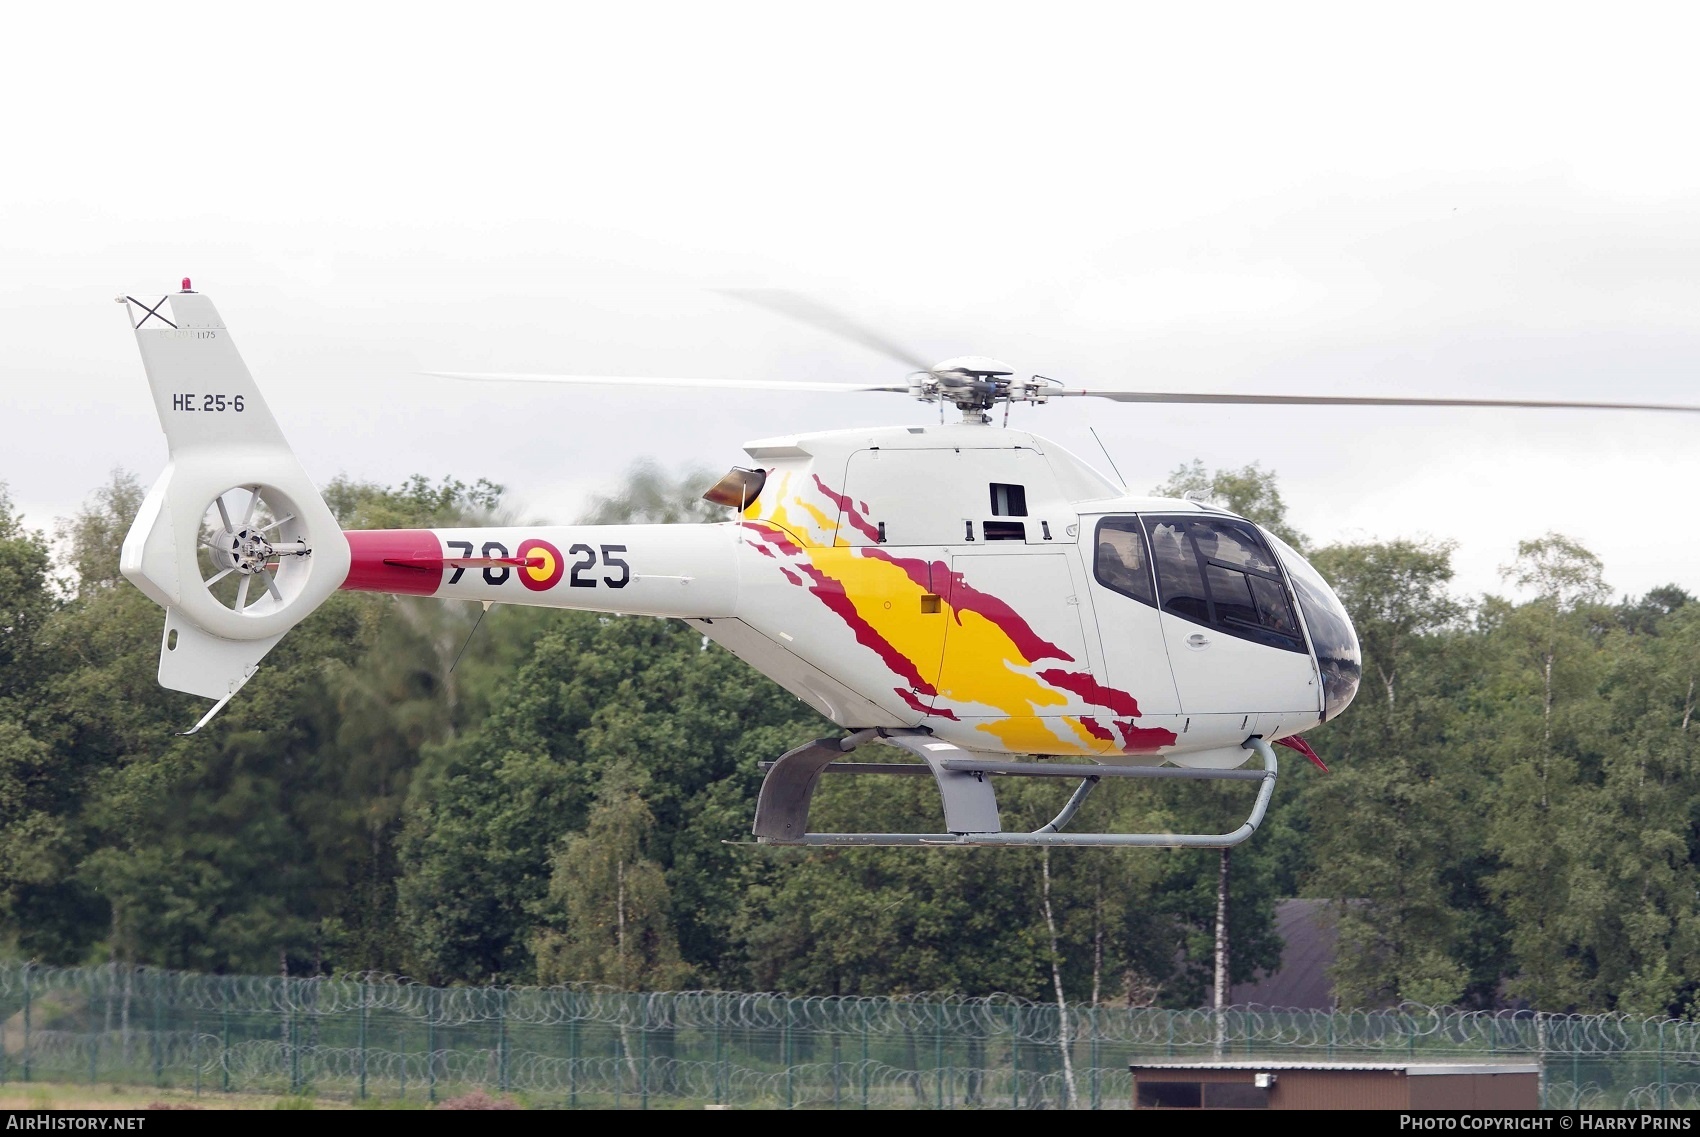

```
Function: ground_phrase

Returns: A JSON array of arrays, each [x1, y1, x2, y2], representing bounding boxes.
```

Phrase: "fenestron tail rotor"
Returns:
[[197, 485, 310, 616]]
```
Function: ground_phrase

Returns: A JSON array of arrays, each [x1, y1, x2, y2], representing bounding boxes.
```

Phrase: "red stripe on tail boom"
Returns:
[[342, 530, 444, 596]]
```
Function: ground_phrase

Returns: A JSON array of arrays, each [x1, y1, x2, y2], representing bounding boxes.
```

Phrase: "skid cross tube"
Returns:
[[751, 735, 1280, 848]]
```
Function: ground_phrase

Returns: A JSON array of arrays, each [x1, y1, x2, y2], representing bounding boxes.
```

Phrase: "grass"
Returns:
[[0, 1082, 391, 1110]]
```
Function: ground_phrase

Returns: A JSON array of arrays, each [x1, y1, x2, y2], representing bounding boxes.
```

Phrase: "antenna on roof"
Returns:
[[1089, 427, 1127, 490]]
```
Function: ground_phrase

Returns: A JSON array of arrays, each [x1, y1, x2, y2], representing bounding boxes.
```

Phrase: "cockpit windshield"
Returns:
[[1264, 532, 1361, 721]]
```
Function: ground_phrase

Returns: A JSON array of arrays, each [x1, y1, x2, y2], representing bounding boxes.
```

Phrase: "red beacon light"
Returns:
[[181, 277, 193, 293]]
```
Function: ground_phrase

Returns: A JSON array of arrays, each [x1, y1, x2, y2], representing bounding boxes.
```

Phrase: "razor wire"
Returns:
[[2, 962, 1700, 1107]]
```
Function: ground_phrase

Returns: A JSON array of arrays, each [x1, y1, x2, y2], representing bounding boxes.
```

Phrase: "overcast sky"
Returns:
[[4, 2, 1698, 601]]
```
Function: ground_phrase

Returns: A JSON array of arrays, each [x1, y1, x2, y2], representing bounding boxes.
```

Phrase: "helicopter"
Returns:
[[115, 284, 1700, 848]]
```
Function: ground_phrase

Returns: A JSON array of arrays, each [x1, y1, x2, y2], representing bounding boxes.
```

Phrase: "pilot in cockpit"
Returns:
[[1098, 540, 1140, 593]]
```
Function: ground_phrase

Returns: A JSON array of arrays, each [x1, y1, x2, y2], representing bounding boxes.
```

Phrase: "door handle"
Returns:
[[1187, 633, 1210, 649]]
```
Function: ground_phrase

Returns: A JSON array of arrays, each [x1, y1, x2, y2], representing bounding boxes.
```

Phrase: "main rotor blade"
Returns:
[[427, 371, 907, 394], [717, 289, 936, 374], [1047, 389, 1700, 413]]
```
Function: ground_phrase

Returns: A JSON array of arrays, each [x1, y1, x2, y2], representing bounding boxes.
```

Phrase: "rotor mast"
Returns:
[[915, 356, 1050, 423]]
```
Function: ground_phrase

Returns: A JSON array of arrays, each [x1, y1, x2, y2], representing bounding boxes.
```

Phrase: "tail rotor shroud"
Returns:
[[197, 484, 313, 617], [119, 289, 350, 718]]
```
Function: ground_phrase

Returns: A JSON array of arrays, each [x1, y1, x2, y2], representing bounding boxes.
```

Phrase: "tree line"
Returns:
[[0, 459, 1693, 1015]]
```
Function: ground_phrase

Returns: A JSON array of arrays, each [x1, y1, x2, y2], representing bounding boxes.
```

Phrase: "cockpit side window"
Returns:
[[1094, 517, 1156, 606], [1142, 516, 1306, 653], [1145, 518, 1207, 621]]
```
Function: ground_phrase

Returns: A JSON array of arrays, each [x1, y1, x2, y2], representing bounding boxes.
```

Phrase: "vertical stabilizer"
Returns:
[[119, 285, 350, 712]]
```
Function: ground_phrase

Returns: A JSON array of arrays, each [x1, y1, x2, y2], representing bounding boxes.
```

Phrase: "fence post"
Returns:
[[861, 1001, 870, 1111], [398, 1004, 407, 1102], [425, 987, 436, 1104], [1659, 1020, 1668, 1111], [935, 1002, 944, 1110], [23, 962, 32, 1083], [784, 997, 794, 1110], [221, 983, 230, 1094], [358, 981, 368, 1102], [289, 980, 300, 1094], [1090, 1007, 1100, 1111], [1010, 1004, 1020, 1110], [153, 970, 164, 1088], [568, 989, 579, 1108], [712, 998, 722, 1107], [641, 999, 650, 1110], [498, 986, 509, 1094]]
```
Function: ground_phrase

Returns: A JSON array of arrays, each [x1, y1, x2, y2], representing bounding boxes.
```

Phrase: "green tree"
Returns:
[[10, 470, 526, 974], [0, 483, 56, 700], [1299, 538, 1490, 1006], [55, 469, 145, 597], [1478, 536, 1614, 1009], [324, 473, 503, 530], [531, 762, 688, 988], [1153, 460, 1306, 550], [580, 460, 723, 525], [396, 611, 826, 983]]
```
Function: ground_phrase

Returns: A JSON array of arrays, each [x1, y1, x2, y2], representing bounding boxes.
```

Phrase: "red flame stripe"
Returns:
[[862, 550, 1074, 664], [741, 522, 803, 555], [1115, 721, 1179, 751], [812, 475, 883, 544], [794, 562, 936, 694], [1036, 669, 1141, 717], [896, 688, 959, 720], [1076, 715, 1114, 741]]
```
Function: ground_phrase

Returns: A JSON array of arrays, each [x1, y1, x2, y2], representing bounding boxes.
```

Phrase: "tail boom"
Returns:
[[341, 524, 741, 618]]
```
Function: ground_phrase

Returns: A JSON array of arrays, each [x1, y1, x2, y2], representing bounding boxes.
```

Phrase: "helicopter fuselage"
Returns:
[[342, 423, 1361, 766]]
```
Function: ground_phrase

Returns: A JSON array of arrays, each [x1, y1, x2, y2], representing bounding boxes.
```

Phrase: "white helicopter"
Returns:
[[116, 284, 1700, 848]]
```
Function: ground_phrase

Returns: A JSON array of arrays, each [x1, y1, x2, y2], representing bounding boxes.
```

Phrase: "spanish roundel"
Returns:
[[516, 538, 564, 591]]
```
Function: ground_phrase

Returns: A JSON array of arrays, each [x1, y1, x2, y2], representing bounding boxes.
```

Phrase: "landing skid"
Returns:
[[751, 732, 1279, 848]]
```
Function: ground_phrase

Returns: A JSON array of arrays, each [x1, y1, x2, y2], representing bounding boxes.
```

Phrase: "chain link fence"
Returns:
[[0, 962, 1693, 1108]]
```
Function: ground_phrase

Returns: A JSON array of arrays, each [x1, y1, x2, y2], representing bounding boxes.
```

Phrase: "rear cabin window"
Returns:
[[989, 483, 1028, 516], [1094, 518, 1156, 606], [1142, 516, 1304, 653]]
